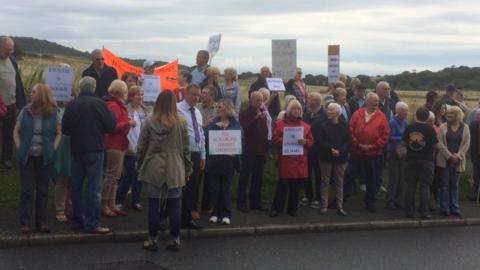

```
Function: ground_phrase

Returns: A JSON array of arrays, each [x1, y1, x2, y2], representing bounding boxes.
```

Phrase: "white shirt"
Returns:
[[178, 100, 206, 160]]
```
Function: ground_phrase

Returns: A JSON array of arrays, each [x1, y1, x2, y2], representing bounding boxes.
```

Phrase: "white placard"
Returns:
[[328, 45, 340, 84], [45, 66, 73, 101], [209, 130, 242, 155], [266, 78, 286, 91], [272, 39, 297, 80], [282, 126, 304, 156], [208, 34, 222, 54], [142, 75, 161, 102]]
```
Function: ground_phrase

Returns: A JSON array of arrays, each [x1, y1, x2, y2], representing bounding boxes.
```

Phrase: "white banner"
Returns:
[[272, 39, 297, 81], [209, 130, 242, 155], [266, 78, 286, 91], [208, 34, 222, 54], [45, 66, 73, 101], [282, 126, 304, 156], [142, 75, 161, 102]]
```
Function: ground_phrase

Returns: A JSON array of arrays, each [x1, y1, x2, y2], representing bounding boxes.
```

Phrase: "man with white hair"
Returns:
[[191, 50, 210, 85], [0, 36, 26, 169], [82, 49, 118, 98], [249, 66, 281, 119], [286, 67, 307, 108], [375, 81, 395, 120]]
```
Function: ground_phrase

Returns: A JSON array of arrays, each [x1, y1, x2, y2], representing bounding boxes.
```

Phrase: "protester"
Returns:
[[116, 86, 151, 211], [220, 67, 242, 116], [436, 105, 470, 216], [14, 83, 61, 233], [176, 70, 192, 101], [403, 107, 438, 219], [121, 72, 139, 89], [81, 49, 118, 98], [196, 85, 217, 129], [258, 88, 273, 154], [0, 36, 27, 169], [348, 83, 367, 114], [376, 81, 395, 120], [237, 91, 269, 212], [249, 66, 281, 119], [385, 102, 409, 210], [270, 100, 314, 217], [138, 91, 192, 252], [424, 90, 439, 111], [177, 84, 205, 230], [191, 50, 209, 85], [205, 99, 241, 225], [439, 85, 458, 106], [200, 66, 222, 101], [143, 60, 156, 75], [316, 103, 351, 216], [277, 95, 297, 120], [432, 101, 447, 126], [332, 88, 351, 122], [285, 67, 308, 108], [347, 77, 361, 99], [469, 109, 480, 201]]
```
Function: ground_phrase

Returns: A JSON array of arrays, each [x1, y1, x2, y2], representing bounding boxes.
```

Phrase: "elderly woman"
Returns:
[[205, 99, 242, 225], [316, 102, 351, 215], [277, 95, 298, 120], [138, 91, 192, 252], [221, 67, 242, 116], [14, 83, 62, 233], [436, 105, 470, 216], [286, 67, 307, 108], [200, 66, 222, 101], [332, 88, 350, 122], [270, 100, 314, 217], [121, 72, 139, 89], [116, 86, 152, 211], [385, 102, 409, 210], [102, 80, 136, 217]]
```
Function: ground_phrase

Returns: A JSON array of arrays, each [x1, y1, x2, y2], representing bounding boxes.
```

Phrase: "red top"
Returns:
[[0, 96, 6, 119], [273, 116, 314, 179], [104, 96, 130, 150], [349, 108, 390, 156]]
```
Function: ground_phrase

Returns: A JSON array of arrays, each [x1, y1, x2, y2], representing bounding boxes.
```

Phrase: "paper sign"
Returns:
[[208, 34, 222, 54], [209, 130, 242, 155], [328, 45, 340, 84], [45, 66, 74, 101], [282, 127, 304, 156], [272, 39, 297, 80], [143, 75, 161, 102], [266, 78, 286, 91]]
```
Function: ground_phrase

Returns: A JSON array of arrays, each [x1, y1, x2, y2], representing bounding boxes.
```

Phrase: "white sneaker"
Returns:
[[209, 216, 218, 223], [310, 200, 321, 209], [299, 197, 310, 207], [221, 217, 231, 225], [380, 185, 387, 192], [360, 184, 366, 192]]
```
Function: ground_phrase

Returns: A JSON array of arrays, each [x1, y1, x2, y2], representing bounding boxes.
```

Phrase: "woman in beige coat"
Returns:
[[137, 91, 192, 252], [436, 105, 470, 216]]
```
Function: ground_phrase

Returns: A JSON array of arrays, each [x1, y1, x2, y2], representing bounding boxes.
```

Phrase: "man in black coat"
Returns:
[[82, 49, 118, 98], [249, 66, 281, 119]]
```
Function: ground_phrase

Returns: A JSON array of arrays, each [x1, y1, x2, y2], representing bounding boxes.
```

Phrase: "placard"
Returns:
[[266, 78, 286, 91], [142, 75, 161, 102], [209, 130, 242, 155], [45, 66, 74, 101], [328, 45, 340, 84], [208, 34, 222, 54], [282, 126, 304, 156], [272, 39, 297, 80]]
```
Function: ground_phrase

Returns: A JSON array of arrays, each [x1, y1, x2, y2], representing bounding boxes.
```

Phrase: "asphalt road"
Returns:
[[1, 226, 480, 270]]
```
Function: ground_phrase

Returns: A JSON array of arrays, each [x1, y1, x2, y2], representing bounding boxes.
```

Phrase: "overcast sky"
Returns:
[[3, 0, 480, 76]]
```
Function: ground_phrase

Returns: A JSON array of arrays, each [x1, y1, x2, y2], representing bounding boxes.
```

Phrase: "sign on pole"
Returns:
[[209, 130, 242, 155], [328, 45, 340, 84], [282, 126, 304, 156], [45, 66, 74, 102], [266, 78, 286, 91], [272, 39, 297, 81], [208, 34, 222, 55], [143, 75, 161, 102]]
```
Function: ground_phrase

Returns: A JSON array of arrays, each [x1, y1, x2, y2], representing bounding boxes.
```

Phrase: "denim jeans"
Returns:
[[116, 155, 142, 205], [148, 197, 181, 238], [208, 172, 233, 218], [404, 160, 434, 216], [71, 152, 104, 230], [440, 166, 460, 214]]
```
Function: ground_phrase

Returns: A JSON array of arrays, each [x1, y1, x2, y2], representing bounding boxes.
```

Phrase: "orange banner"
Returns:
[[102, 48, 178, 92]]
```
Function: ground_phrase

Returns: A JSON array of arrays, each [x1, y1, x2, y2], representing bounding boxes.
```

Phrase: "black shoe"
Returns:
[[337, 209, 348, 216], [183, 221, 203, 230], [166, 240, 180, 252], [451, 212, 461, 217], [405, 213, 415, 218], [251, 206, 268, 211], [366, 206, 377, 213], [441, 211, 450, 216], [287, 211, 297, 217], [269, 210, 280, 217], [385, 202, 397, 210], [421, 214, 432, 220], [237, 206, 249, 213]]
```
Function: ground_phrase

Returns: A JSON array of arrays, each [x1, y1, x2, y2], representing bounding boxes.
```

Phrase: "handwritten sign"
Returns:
[[208, 34, 222, 54], [143, 75, 161, 102], [328, 45, 340, 84], [272, 39, 297, 80], [282, 126, 304, 156], [266, 78, 286, 91], [209, 130, 242, 155], [45, 66, 73, 101]]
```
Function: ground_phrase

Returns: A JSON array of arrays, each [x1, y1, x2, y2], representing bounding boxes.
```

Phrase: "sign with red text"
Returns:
[[208, 130, 242, 155], [282, 126, 304, 156]]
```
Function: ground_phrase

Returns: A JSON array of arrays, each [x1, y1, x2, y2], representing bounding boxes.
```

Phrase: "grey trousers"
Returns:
[[404, 160, 434, 216], [386, 152, 405, 206]]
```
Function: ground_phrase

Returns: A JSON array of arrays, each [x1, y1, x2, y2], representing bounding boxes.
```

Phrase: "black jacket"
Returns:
[[81, 64, 118, 98], [248, 76, 281, 118], [315, 119, 351, 163], [62, 92, 116, 155], [9, 56, 26, 109]]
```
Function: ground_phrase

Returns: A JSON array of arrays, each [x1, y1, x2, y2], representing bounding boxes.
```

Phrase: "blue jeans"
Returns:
[[71, 152, 104, 230], [208, 172, 233, 218], [116, 155, 142, 205], [440, 166, 460, 214], [148, 197, 181, 238]]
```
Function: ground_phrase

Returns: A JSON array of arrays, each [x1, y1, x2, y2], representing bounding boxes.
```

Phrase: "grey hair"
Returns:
[[327, 102, 342, 118], [79, 76, 96, 94], [0, 36, 13, 46], [366, 92, 379, 101], [90, 49, 102, 58], [395, 101, 408, 113]]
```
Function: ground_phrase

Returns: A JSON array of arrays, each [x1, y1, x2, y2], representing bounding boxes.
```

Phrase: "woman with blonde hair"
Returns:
[[200, 66, 222, 101], [221, 67, 242, 116], [138, 90, 192, 252], [277, 95, 298, 120], [14, 83, 62, 233]]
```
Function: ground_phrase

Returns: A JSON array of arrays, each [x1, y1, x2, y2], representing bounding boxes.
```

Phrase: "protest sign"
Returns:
[[266, 78, 286, 91], [282, 126, 304, 156], [45, 65, 74, 101], [142, 75, 161, 102], [272, 39, 297, 80], [328, 45, 340, 84], [209, 130, 242, 155], [208, 34, 222, 55]]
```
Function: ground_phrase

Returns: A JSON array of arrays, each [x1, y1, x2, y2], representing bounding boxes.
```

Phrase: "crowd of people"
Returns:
[[2, 36, 480, 252]]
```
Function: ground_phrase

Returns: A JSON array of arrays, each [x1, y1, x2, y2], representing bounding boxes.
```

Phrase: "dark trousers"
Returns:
[[343, 155, 364, 201], [304, 152, 321, 202], [431, 165, 443, 203], [237, 154, 265, 209], [182, 152, 202, 223], [405, 160, 434, 216], [1, 105, 16, 162], [201, 172, 211, 211], [209, 172, 234, 218], [116, 155, 142, 205], [472, 159, 480, 201], [271, 179, 303, 214], [362, 156, 383, 208], [20, 156, 52, 227], [148, 197, 180, 238]]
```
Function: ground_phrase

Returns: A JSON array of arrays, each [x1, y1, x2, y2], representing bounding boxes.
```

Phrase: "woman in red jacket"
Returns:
[[270, 100, 314, 217], [102, 80, 136, 217]]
